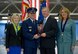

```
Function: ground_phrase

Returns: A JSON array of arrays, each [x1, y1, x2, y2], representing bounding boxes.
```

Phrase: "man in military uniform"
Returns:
[[22, 7, 40, 54]]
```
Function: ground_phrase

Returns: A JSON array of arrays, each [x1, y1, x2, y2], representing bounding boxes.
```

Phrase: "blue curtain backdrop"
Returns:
[[0, 23, 5, 45], [76, 21, 78, 40]]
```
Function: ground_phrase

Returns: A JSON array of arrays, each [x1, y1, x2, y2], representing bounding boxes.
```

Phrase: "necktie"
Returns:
[[43, 18, 46, 26], [33, 20, 35, 24]]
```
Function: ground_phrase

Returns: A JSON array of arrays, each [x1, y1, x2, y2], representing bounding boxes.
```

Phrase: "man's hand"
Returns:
[[33, 34, 40, 39], [41, 33, 46, 37], [6, 48, 9, 52]]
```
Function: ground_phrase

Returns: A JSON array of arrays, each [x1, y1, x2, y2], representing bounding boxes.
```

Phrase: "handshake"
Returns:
[[33, 34, 40, 39], [33, 32, 46, 39]]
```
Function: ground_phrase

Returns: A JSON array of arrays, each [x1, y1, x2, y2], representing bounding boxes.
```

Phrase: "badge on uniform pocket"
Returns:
[[29, 29, 32, 32], [28, 26, 32, 32]]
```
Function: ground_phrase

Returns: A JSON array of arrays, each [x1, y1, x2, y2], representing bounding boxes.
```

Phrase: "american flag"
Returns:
[[22, 0, 40, 21]]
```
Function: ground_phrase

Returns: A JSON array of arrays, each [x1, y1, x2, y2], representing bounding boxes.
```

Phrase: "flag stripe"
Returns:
[[32, 0, 35, 7], [22, 0, 29, 21], [23, 2, 29, 8], [46, 0, 50, 8], [22, 0, 24, 20], [29, 0, 32, 7], [35, 0, 36, 7], [36, 0, 40, 20], [34, 0, 36, 19]]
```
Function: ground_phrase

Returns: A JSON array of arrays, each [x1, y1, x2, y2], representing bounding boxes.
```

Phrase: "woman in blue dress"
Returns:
[[5, 13, 22, 54], [57, 7, 76, 54]]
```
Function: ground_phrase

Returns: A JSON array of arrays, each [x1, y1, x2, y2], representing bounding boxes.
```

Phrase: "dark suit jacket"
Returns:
[[6, 24, 22, 48], [22, 18, 39, 48], [5, 22, 11, 33], [40, 16, 58, 48]]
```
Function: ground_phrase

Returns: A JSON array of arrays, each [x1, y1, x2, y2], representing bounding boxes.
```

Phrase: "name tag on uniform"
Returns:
[[28, 26, 32, 28], [29, 29, 32, 32]]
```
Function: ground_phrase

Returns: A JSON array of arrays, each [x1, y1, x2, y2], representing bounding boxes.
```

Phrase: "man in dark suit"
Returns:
[[22, 7, 40, 54], [39, 7, 58, 54]]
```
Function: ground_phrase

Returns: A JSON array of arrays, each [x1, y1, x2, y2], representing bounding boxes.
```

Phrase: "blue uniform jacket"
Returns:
[[22, 18, 39, 48]]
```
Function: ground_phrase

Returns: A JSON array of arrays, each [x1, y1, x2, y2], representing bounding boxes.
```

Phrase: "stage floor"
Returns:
[[0, 45, 78, 54], [37, 46, 78, 54]]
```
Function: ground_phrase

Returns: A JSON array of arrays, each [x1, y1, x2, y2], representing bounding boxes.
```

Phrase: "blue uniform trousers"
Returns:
[[24, 47, 37, 54]]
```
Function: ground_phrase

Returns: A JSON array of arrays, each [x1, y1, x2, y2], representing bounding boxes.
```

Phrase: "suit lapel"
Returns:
[[64, 19, 71, 30], [59, 19, 70, 32], [10, 24, 17, 36], [43, 16, 50, 29]]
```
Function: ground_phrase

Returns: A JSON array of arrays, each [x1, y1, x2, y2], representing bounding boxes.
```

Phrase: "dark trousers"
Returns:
[[40, 48, 55, 54], [24, 47, 37, 54]]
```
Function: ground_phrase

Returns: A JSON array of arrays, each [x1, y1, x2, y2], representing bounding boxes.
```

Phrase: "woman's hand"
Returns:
[[71, 46, 75, 52]]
